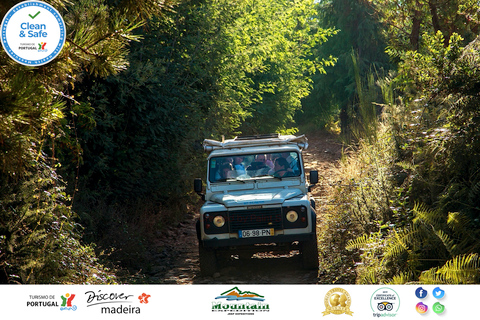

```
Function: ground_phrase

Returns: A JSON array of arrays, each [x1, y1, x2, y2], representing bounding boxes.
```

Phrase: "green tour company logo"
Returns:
[[212, 287, 270, 315], [370, 287, 400, 318], [1, 1, 65, 66]]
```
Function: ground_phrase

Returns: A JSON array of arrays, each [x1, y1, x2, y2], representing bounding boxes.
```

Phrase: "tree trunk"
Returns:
[[410, 7, 422, 51]]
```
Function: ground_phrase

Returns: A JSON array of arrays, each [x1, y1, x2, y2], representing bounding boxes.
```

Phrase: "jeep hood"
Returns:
[[210, 189, 302, 207]]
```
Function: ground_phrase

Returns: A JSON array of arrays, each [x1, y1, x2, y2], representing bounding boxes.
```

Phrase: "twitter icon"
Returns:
[[433, 287, 445, 299]]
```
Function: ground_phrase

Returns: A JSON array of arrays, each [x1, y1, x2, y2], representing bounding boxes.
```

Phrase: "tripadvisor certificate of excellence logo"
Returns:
[[1, 1, 65, 66], [370, 287, 400, 317]]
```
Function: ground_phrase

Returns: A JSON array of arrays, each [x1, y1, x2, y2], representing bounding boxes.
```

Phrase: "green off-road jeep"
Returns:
[[194, 134, 319, 276]]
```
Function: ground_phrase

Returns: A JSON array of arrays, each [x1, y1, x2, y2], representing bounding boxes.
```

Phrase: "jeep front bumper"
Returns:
[[200, 231, 316, 248]]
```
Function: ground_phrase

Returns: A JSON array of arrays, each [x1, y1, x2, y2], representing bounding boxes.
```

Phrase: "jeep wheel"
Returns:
[[301, 238, 319, 270], [198, 242, 218, 276]]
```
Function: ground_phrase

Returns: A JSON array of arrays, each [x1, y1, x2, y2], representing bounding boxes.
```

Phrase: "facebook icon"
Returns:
[[415, 287, 428, 299]]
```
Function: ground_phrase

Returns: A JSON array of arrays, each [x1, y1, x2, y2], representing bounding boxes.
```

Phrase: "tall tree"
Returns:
[[298, 0, 392, 133], [65, 0, 335, 208], [373, 0, 480, 52], [0, 0, 176, 283]]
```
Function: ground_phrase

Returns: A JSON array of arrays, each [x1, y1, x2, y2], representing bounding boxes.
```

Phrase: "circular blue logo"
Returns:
[[1, 1, 65, 66], [433, 287, 445, 299], [415, 287, 428, 299]]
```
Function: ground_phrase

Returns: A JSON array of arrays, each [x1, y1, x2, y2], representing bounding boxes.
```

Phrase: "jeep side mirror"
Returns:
[[194, 178, 203, 194], [309, 170, 318, 184], [194, 178, 205, 201]]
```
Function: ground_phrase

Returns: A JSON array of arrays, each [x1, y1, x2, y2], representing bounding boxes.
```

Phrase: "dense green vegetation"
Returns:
[[319, 0, 480, 284], [1, 0, 333, 283], [1, 0, 479, 283]]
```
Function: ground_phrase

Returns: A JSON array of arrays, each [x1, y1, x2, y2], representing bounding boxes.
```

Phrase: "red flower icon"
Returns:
[[138, 293, 151, 304]]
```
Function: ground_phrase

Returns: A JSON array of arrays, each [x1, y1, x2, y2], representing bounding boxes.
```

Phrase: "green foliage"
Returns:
[[340, 31, 480, 284], [63, 0, 335, 205], [49, 0, 336, 276], [298, 0, 393, 132], [419, 254, 480, 284], [229, 0, 336, 134], [3, 0, 478, 286], [0, 158, 115, 283], [1, 0, 174, 283], [373, 0, 479, 52]]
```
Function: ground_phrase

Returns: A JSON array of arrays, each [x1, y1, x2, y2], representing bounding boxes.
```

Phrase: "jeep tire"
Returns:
[[301, 238, 319, 270], [198, 242, 218, 276], [196, 220, 218, 276]]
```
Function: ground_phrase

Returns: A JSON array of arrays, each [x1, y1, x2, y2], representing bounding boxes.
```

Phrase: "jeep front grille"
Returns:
[[228, 208, 283, 232]]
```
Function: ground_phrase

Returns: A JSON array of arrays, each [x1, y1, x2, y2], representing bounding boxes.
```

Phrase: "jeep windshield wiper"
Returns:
[[252, 174, 283, 181], [216, 177, 247, 183]]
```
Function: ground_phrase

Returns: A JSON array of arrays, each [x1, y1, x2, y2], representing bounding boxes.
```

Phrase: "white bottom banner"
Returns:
[[0, 284, 477, 319]]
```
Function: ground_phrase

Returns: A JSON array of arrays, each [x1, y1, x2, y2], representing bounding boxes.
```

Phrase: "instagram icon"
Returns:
[[416, 302, 428, 314]]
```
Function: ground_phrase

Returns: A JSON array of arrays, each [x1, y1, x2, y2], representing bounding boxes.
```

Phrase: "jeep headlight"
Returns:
[[213, 215, 226, 227], [286, 210, 299, 223]]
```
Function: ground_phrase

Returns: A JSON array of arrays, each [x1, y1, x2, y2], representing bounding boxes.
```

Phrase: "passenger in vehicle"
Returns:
[[215, 162, 234, 181], [233, 156, 246, 176], [265, 154, 274, 170], [246, 154, 270, 176]]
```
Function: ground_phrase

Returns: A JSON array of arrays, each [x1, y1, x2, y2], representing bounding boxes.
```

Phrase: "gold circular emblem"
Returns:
[[323, 288, 354, 316]]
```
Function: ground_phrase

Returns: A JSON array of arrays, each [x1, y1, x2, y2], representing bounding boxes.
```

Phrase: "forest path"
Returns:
[[141, 131, 344, 284]]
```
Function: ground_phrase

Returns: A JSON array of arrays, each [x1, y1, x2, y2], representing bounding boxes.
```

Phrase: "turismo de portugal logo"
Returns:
[[1, 0, 65, 66]]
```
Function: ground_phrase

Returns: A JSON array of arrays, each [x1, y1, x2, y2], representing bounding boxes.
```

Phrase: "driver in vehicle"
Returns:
[[273, 157, 295, 178]]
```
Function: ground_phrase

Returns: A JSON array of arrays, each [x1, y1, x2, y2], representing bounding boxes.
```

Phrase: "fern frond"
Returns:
[[419, 268, 446, 284], [447, 211, 471, 234], [359, 268, 379, 284], [468, 181, 480, 204], [382, 229, 409, 260], [396, 160, 417, 171], [386, 272, 414, 285], [346, 233, 380, 251], [433, 229, 457, 256], [419, 253, 480, 284], [447, 212, 480, 253], [412, 202, 445, 227]]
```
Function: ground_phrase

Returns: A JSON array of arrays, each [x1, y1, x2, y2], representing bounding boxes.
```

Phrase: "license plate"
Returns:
[[239, 228, 274, 238]]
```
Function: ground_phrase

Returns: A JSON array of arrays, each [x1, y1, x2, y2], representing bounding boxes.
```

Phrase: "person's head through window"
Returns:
[[256, 154, 266, 164], [219, 162, 233, 180], [220, 162, 233, 179], [234, 156, 244, 166], [273, 157, 293, 177]]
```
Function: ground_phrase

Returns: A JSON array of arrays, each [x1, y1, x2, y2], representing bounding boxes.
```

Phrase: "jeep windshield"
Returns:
[[208, 151, 301, 183]]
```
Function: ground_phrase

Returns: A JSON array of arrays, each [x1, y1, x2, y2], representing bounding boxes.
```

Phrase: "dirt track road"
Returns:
[[144, 132, 343, 284]]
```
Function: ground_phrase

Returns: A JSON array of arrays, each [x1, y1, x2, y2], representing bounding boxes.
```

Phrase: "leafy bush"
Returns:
[[0, 159, 116, 283], [341, 34, 480, 284]]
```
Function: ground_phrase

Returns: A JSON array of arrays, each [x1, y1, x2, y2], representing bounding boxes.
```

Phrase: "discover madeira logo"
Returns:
[[212, 287, 270, 315], [85, 290, 151, 315]]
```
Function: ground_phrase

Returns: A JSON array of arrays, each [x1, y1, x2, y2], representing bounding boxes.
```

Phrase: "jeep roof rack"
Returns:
[[234, 133, 280, 140], [203, 134, 308, 152]]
